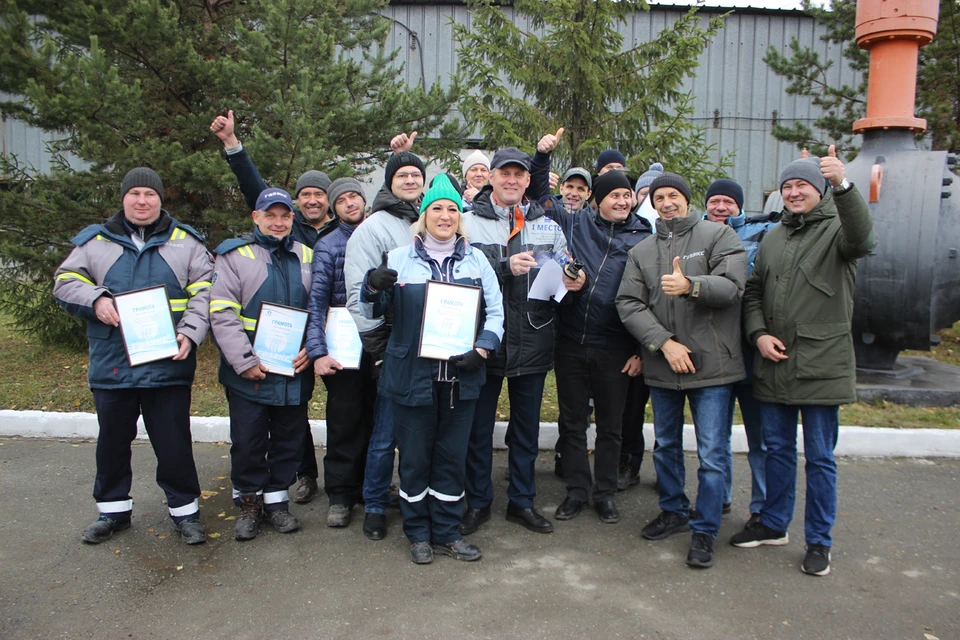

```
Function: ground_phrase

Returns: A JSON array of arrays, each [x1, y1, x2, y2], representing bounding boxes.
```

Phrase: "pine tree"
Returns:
[[452, 0, 732, 197], [0, 0, 462, 346], [764, 0, 960, 158]]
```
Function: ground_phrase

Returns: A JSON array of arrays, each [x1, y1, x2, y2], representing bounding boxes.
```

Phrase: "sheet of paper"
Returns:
[[528, 259, 567, 302], [325, 307, 363, 369]]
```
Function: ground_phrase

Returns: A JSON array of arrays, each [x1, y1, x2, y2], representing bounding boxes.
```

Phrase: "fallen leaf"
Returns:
[[924, 634, 939, 640], [157, 533, 171, 540], [114, 550, 121, 555], [208, 532, 221, 539], [224, 516, 236, 521], [176, 565, 183, 571], [220, 455, 228, 459], [200, 490, 219, 500], [146, 528, 155, 533], [216, 511, 227, 519]]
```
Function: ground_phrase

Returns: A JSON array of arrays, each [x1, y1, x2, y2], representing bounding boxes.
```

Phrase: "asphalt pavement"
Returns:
[[0, 437, 957, 640]]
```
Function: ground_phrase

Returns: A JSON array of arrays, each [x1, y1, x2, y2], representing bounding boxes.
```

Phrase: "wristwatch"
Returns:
[[831, 177, 851, 193]]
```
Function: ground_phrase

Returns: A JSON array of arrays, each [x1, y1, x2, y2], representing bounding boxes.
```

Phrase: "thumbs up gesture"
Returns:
[[820, 144, 846, 188], [367, 251, 398, 291], [210, 109, 239, 147], [390, 131, 418, 154], [661, 256, 691, 297], [537, 127, 565, 153]]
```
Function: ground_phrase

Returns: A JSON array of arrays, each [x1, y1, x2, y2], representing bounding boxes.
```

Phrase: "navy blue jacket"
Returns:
[[360, 236, 504, 407], [53, 211, 213, 389], [225, 146, 336, 248], [305, 220, 357, 360], [554, 209, 652, 349]]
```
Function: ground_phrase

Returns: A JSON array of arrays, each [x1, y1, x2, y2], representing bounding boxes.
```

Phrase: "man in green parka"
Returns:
[[729, 145, 876, 578]]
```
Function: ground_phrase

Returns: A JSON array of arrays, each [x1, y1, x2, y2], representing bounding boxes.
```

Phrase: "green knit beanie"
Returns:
[[419, 173, 463, 214]]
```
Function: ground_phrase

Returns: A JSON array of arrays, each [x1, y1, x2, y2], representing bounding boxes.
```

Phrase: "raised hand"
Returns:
[[537, 127, 565, 154], [820, 144, 846, 187], [390, 131, 418, 154]]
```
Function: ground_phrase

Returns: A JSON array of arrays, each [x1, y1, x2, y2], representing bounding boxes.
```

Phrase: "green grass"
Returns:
[[2, 314, 959, 428]]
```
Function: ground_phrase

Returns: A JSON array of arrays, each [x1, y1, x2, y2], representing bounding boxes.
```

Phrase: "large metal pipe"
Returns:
[[848, 0, 960, 371]]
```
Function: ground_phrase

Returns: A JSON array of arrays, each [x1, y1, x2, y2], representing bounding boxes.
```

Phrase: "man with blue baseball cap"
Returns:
[[210, 187, 316, 541]]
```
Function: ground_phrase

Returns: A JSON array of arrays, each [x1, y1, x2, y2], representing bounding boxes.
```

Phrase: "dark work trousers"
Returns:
[[298, 423, 319, 481], [227, 391, 307, 513], [393, 382, 477, 544], [320, 353, 377, 507], [91, 386, 201, 520], [465, 371, 548, 510], [555, 337, 631, 502], [620, 374, 650, 470]]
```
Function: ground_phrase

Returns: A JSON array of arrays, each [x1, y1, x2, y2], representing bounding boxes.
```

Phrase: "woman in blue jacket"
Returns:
[[360, 174, 504, 565]]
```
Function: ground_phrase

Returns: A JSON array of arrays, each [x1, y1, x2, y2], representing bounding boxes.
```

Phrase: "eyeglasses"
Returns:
[[394, 172, 423, 181]]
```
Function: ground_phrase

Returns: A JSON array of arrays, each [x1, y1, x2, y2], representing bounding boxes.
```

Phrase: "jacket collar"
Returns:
[[472, 186, 546, 222], [103, 210, 173, 245], [594, 209, 652, 234], [412, 233, 468, 262], [781, 190, 836, 229], [655, 212, 700, 238], [371, 185, 422, 222], [253, 226, 295, 252]]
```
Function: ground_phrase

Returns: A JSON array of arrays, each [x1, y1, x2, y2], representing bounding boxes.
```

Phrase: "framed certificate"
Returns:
[[418, 281, 482, 360], [325, 307, 363, 370], [114, 285, 181, 367], [253, 303, 310, 377]]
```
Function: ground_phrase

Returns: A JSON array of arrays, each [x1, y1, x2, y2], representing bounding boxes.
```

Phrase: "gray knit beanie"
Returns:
[[120, 168, 164, 202], [648, 172, 692, 204], [634, 162, 664, 192], [327, 177, 366, 213], [295, 170, 331, 196], [779, 158, 826, 195]]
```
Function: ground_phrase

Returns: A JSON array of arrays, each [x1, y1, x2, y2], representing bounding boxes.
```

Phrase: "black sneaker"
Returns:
[[801, 543, 831, 576], [686, 532, 715, 568], [81, 515, 131, 544], [616, 460, 641, 491], [174, 516, 206, 545], [729, 521, 789, 548], [432, 539, 482, 562], [363, 512, 387, 540], [641, 511, 689, 540]]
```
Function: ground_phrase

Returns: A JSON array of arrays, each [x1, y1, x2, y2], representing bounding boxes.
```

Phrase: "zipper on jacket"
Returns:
[[579, 222, 615, 344], [666, 229, 681, 391]]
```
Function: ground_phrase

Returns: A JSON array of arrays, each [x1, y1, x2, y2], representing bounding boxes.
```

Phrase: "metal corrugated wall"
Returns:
[[1, 4, 859, 213]]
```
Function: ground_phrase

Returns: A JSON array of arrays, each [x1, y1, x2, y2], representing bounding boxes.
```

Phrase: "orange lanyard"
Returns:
[[509, 206, 524, 240]]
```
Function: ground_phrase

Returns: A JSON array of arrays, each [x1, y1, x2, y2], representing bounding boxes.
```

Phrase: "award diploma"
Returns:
[[418, 281, 482, 360], [324, 307, 363, 370], [114, 285, 180, 367], [253, 303, 309, 377]]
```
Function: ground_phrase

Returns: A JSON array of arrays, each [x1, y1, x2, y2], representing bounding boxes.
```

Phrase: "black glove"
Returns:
[[449, 348, 486, 373], [368, 251, 398, 291], [563, 260, 583, 280]]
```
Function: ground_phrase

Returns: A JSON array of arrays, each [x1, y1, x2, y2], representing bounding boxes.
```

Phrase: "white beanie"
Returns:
[[462, 150, 491, 177]]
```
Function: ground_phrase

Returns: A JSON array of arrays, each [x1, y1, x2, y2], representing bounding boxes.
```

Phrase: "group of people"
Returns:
[[53, 111, 875, 576]]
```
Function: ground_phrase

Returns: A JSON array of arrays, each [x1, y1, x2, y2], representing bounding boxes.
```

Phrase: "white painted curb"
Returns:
[[1, 410, 958, 458]]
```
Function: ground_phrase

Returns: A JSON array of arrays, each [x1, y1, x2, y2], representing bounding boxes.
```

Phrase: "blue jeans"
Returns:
[[759, 402, 838, 547], [649, 385, 733, 538], [362, 393, 396, 515], [723, 379, 767, 514], [465, 372, 547, 510]]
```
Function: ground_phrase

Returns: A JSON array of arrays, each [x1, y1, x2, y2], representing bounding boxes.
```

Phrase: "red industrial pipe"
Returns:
[[853, 0, 939, 133]]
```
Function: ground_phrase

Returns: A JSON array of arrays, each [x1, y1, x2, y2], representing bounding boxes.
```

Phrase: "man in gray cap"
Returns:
[[730, 146, 875, 578], [54, 168, 214, 546], [210, 110, 333, 503]]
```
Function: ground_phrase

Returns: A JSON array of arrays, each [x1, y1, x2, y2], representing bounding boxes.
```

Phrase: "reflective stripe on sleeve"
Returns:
[[97, 499, 133, 514], [168, 499, 199, 517], [186, 281, 212, 296], [237, 246, 256, 260], [169, 298, 188, 312], [56, 272, 95, 286], [240, 315, 257, 331], [210, 299, 242, 313]]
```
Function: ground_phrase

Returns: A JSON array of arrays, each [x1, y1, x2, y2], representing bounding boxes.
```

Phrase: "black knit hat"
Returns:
[[120, 167, 164, 202], [705, 179, 744, 211], [590, 170, 632, 206], [295, 170, 331, 196], [648, 172, 692, 204], [384, 152, 426, 187]]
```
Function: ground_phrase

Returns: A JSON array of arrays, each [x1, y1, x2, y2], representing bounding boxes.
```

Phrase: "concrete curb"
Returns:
[[1, 410, 959, 457]]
